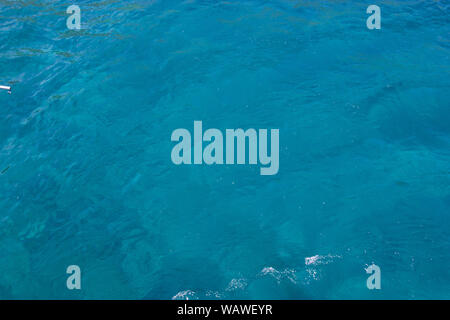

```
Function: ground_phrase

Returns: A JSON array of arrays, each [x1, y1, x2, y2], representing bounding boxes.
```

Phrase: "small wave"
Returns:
[[172, 290, 197, 300], [225, 278, 248, 291], [260, 267, 297, 284], [305, 254, 342, 266]]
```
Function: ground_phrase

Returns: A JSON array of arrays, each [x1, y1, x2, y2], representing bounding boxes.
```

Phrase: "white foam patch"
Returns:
[[172, 290, 197, 300], [260, 267, 297, 284], [303, 254, 342, 284], [226, 278, 248, 291], [305, 254, 341, 266], [205, 290, 223, 298]]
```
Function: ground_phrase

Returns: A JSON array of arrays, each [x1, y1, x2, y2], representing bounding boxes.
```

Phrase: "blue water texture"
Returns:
[[0, 0, 449, 299]]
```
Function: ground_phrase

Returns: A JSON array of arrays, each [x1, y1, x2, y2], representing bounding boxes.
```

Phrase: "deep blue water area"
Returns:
[[0, 0, 449, 299]]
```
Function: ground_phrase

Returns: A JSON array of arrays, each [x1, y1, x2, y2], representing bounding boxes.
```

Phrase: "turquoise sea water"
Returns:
[[0, 0, 449, 299]]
